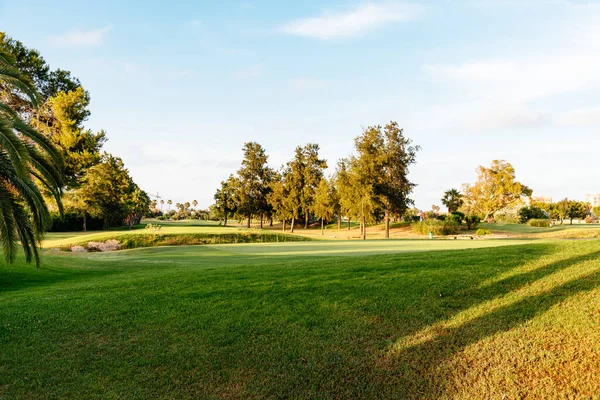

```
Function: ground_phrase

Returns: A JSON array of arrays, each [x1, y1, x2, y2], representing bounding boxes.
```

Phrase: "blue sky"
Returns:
[[1, 0, 599, 209]]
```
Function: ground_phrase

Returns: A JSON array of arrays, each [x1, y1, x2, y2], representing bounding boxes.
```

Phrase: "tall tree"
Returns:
[[300, 144, 327, 229], [267, 170, 294, 231], [0, 48, 64, 265], [442, 188, 463, 213], [236, 142, 272, 228], [313, 178, 335, 235], [285, 147, 306, 232], [378, 122, 419, 238], [32, 87, 106, 188], [349, 123, 419, 239], [214, 175, 238, 226], [74, 153, 135, 229], [462, 160, 532, 221]]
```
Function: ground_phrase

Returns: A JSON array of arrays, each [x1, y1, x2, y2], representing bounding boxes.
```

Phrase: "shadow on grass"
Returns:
[[378, 248, 600, 399]]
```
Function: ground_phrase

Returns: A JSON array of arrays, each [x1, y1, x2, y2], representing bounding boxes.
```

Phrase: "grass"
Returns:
[[2, 238, 600, 398]]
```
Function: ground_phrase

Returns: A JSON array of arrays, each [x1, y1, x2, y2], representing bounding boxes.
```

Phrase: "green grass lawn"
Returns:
[[2, 239, 600, 398], [480, 221, 600, 234]]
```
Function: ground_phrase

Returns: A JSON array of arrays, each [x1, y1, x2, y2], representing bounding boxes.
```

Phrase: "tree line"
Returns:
[[213, 122, 420, 239], [0, 32, 149, 249]]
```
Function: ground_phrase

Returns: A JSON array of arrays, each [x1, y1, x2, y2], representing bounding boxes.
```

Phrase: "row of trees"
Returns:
[[0, 31, 150, 265], [213, 122, 419, 239]]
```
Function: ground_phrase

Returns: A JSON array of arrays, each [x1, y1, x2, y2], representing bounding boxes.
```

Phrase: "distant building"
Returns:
[[585, 194, 600, 207], [533, 196, 553, 204]]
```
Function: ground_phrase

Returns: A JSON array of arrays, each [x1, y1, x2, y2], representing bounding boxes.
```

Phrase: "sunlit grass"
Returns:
[[2, 239, 599, 398]]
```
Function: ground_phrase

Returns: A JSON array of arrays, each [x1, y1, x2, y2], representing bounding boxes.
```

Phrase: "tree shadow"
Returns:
[[377, 250, 600, 399]]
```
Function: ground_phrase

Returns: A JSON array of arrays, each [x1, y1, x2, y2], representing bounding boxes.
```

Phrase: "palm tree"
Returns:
[[442, 188, 463, 213], [167, 199, 172, 211], [0, 49, 63, 266], [160, 199, 164, 211], [192, 199, 198, 210]]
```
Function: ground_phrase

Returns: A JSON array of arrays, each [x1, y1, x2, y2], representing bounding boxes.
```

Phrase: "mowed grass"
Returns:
[[2, 239, 600, 398]]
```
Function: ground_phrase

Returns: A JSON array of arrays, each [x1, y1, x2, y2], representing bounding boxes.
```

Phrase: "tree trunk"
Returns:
[[337, 212, 341, 229], [384, 209, 390, 239], [82, 213, 87, 232], [269, 218, 273, 227], [282, 219, 286, 232], [321, 218, 324, 235], [570, 218, 573, 225], [362, 216, 367, 240], [224, 213, 228, 226], [304, 213, 309, 229], [247, 215, 251, 228], [291, 217, 295, 233], [347, 219, 351, 230], [260, 213, 263, 229]]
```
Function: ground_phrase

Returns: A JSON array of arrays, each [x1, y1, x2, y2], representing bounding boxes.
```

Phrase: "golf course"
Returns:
[[2, 223, 600, 399]]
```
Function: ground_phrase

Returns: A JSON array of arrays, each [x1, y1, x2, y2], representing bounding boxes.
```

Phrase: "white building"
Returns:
[[585, 194, 600, 207]]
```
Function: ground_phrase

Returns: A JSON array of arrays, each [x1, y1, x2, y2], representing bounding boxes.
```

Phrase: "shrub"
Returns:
[[403, 215, 421, 223], [519, 206, 548, 223], [585, 216, 596, 224], [528, 218, 551, 228], [448, 211, 464, 225], [494, 208, 520, 224], [411, 220, 460, 236], [464, 215, 481, 230], [70, 245, 87, 253], [476, 228, 491, 236]]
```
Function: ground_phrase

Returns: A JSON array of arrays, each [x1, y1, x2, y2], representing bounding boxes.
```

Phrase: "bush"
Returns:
[[519, 206, 548, 223], [585, 216, 596, 224], [403, 215, 421, 223], [411, 220, 460, 236], [447, 211, 464, 224], [528, 218, 551, 228], [464, 215, 481, 230], [476, 228, 491, 236], [494, 208, 520, 224]]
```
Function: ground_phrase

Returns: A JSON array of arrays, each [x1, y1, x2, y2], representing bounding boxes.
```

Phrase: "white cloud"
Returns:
[[467, 104, 548, 132], [48, 26, 112, 48], [559, 106, 600, 126], [232, 64, 263, 79], [420, 21, 600, 133], [289, 77, 329, 91], [281, 2, 422, 40]]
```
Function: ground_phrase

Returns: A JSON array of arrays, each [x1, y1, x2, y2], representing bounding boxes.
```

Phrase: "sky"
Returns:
[[1, 0, 599, 210]]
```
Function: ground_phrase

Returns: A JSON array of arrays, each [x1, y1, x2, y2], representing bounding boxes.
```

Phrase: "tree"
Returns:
[[0, 32, 81, 115], [167, 199, 172, 211], [347, 122, 419, 239], [462, 160, 532, 221], [267, 170, 294, 231], [160, 199, 164, 211], [562, 199, 588, 225], [192, 199, 198, 210], [32, 87, 106, 189], [235, 142, 272, 228], [0, 48, 64, 265], [74, 153, 135, 229], [313, 178, 335, 235], [214, 175, 238, 226], [442, 188, 463, 213], [300, 144, 327, 229]]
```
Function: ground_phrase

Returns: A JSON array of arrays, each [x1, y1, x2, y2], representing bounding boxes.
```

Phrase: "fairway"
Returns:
[[2, 239, 600, 399]]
